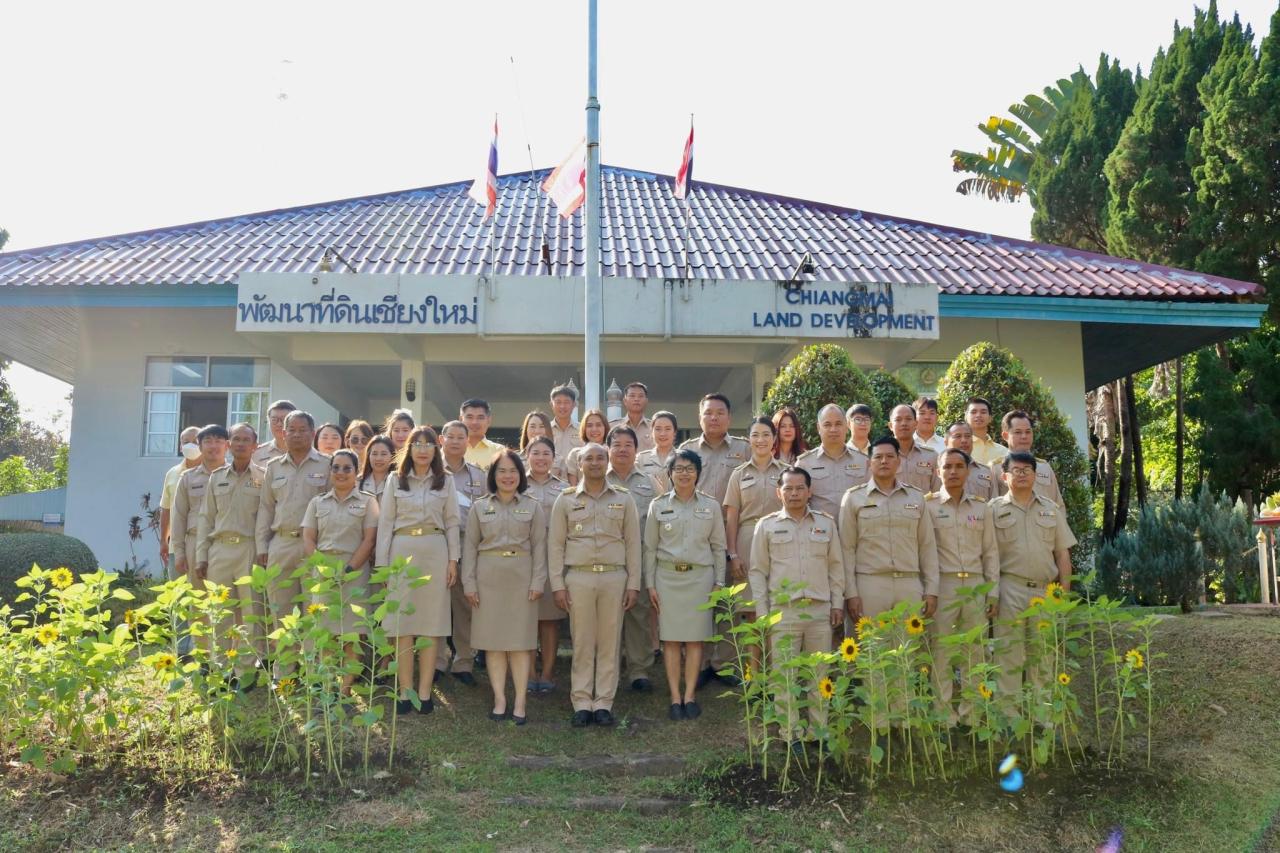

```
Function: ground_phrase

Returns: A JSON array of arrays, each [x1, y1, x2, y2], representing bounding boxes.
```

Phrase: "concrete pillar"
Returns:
[[400, 359, 425, 426], [752, 362, 775, 416]]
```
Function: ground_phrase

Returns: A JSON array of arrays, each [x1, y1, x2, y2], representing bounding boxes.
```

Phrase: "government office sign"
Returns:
[[235, 273, 939, 340]]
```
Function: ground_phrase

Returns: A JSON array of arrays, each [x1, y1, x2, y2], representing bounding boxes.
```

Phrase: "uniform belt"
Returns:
[[786, 596, 826, 607], [658, 560, 707, 573], [214, 532, 248, 545], [275, 528, 302, 538], [945, 571, 975, 579], [480, 549, 528, 558], [318, 548, 347, 556], [1005, 575, 1046, 589], [395, 525, 441, 537], [857, 570, 919, 580], [185, 527, 197, 535], [569, 564, 622, 573]]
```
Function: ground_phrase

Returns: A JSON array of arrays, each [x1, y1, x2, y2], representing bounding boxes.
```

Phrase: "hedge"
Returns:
[[0, 533, 98, 603]]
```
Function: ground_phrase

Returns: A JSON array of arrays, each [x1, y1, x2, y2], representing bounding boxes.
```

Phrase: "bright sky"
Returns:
[[2, 0, 1276, 434]]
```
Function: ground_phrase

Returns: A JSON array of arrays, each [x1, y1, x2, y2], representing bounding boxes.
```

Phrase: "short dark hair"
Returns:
[[313, 423, 344, 450], [966, 396, 993, 414], [440, 419, 468, 437], [870, 434, 901, 454], [700, 393, 732, 413], [669, 448, 703, 478], [846, 403, 874, 419], [331, 448, 360, 472], [197, 424, 229, 442], [486, 448, 529, 494], [913, 397, 938, 413], [284, 410, 315, 431], [460, 398, 491, 415], [780, 465, 811, 487], [652, 410, 678, 432], [267, 400, 297, 415], [550, 384, 578, 403], [607, 425, 638, 448], [946, 420, 972, 434], [890, 404, 918, 420], [748, 415, 777, 435], [1002, 451, 1038, 472], [227, 421, 258, 441], [527, 435, 556, 456], [940, 447, 972, 466], [624, 381, 649, 396], [1002, 410, 1035, 431]]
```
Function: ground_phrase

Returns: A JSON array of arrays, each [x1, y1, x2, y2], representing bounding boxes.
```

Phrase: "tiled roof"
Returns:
[[0, 166, 1261, 301]]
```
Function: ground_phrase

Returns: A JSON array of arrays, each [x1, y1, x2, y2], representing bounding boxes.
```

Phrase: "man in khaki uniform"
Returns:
[[606, 425, 660, 692], [966, 396, 1008, 466], [748, 467, 843, 746], [171, 424, 230, 587], [839, 435, 939, 622], [255, 411, 330, 669], [461, 399, 506, 470], [989, 451, 1076, 703], [196, 422, 264, 678], [890, 404, 941, 493], [550, 384, 583, 479], [160, 426, 201, 577], [549, 443, 642, 728], [796, 403, 869, 517], [944, 422, 999, 501], [609, 381, 655, 452], [677, 393, 750, 505], [992, 410, 1064, 509], [251, 400, 296, 468], [926, 448, 999, 724], [439, 420, 489, 684], [845, 403, 874, 456]]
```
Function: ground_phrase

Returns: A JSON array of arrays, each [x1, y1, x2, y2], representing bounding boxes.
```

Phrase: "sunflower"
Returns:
[[839, 637, 860, 663], [817, 677, 836, 700], [1029, 596, 1045, 608], [276, 677, 297, 697], [213, 587, 230, 604], [1057, 672, 1071, 686], [1046, 581, 1064, 601], [1125, 648, 1145, 670], [152, 653, 177, 672], [49, 567, 74, 590], [306, 603, 326, 616], [1036, 619, 1051, 632], [855, 616, 875, 638], [977, 682, 993, 700], [905, 615, 925, 636], [919, 665, 930, 676], [225, 648, 239, 660], [123, 609, 138, 626], [742, 665, 753, 683], [35, 624, 59, 646], [876, 616, 892, 629]]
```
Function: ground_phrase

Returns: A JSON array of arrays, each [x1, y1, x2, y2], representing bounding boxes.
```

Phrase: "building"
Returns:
[[0, 166, 1265, 568]]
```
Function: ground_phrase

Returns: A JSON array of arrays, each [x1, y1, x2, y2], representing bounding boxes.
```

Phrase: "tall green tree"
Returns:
[[0, 362, 20, 447]]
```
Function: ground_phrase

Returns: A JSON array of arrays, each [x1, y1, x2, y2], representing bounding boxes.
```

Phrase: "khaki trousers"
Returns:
[[995, 577, 1051, 705], [622, 587, 653, 682], [771, 602, 832, 740], [856, 572, 923, 619], [437, 582, 475, 674], [566, 569, 627, 712], [206, 537, 260, 674], [930, 574, 989, 724], [265, 534, 306, 676]]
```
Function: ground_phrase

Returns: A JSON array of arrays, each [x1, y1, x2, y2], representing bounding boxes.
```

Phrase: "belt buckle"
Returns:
[[591, 564, 608, 572], [675, 563, 693, 572], [408, 527, 424, 536], [225, 534, 242, 545], [501, 550, 518, 558], [954, 571, 972, 579], [1025, 580, 1039, 588]]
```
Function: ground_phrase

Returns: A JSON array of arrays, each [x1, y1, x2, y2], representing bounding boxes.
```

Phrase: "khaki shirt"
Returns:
[[607, 466, 662, 543], [992, 457, 1064, 509], [251, 439, 288, 470], [635, 448, 675, 491], [460, 493, 548, 597], [896, 441, 941, 494], [964, 460, 1000, 502], [925, 491, 999, 599], [988, 492, 1077, 584], [302, 488, 379, 566], [526, 474, 567, 531], [643, 491, 728, 588], [838, 480, 940, 598], [552, 419, 582, 479], [444, 459, 487, 531], [375, 470, 462, 565], [748, 509, 844, 613], [796, 445, 870, 518], [255, 449, 332, 553], [547, 481, 642, 592], [196, 462, 265, 564], [464, 437, 507, 470], [609, 415, 655, 452], [677, 434, 750, 504], [724, 458, 787, 525], [971, 433, 1008, 466], [171, 462, 222, 560]]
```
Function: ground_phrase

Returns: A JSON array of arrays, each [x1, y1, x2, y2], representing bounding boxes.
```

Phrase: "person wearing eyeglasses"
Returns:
[[252, 399, 296, 468], [992, 410, 1065, 509], [844, 403, 874, 457], [302, 448, 379, 697]]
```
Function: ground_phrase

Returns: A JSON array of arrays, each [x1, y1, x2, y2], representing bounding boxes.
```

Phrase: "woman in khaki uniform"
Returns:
[[772, 408, 808, 464], [302, 449, 379, 695], [525, 436, 568, 692], [635, 411, 678, 492], [376, 426, 459, 715], [382, 409, 416, 454], [344, 420, 374, 462], [462, 450, 548, 724], [564, 409, 609, 486], [644, 449, 728, 720], [359, 435, 396, 497], [725, 417, 787, 587], [518, 411, 554, 456], [314, 423, 345, 456]]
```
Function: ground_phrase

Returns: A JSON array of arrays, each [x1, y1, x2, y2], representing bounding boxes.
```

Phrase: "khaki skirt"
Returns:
[[381, 532, 451, 637], [308, 550, 371, 636], [655, 564, 715, 642], [471, 551, 539, 652]]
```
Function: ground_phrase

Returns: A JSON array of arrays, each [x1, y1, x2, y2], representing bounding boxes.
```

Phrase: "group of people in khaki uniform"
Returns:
[[160, 382, 1073, 736]]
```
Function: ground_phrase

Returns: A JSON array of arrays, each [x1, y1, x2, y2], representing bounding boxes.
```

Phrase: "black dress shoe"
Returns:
[[668, 703, 685, 721], [512, 714, 527, 726], [488, 710, 508, 722], [474, 651, 487, 670], [593, 709, 616, 727], [419, 698, 434, 715], [395, 698, 414, 715], [453, 672, 477, 687], [571, 710, 593, 728], [695, 667, 716, 689], [683, 700, 702, 720], [631, 677, 653, 693]]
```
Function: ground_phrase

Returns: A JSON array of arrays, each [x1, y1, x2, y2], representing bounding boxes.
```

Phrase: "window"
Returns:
[[143, 357, 270, 457]]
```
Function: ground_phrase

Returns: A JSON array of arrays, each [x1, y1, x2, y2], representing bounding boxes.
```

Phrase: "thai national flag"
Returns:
[[542, 138, 587, 219], [468, 118, 499, 219], [674, 124, 694, 201]]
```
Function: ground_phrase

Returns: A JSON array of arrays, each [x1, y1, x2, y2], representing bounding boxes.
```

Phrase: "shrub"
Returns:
[[1096, 498, 1203, 610], [1195, 486, 1257, 603], [0, 533, 97, 603], [866, 369, 915, 430], [762, 344, 880, 448], [936, 342, 1094, 574]]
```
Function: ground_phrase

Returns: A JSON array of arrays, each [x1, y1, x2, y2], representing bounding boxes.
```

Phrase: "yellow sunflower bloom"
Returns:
[[35, 624, 59, 646], [906, 615, 925, 636], [1029, 596, 1045, 608], [1125, 649, 1145, 670], [817, 677, 836, 700], [919, 665, 930, 676], [977, 682, 993, 700], [123, 609, 137, 626], [225, 648, 239, 660], [306, 603, 326, 615], [1045, 582, 1064, 601], [277, 677, 297, 696], [855, 617, 875, 638], [742, 665, 753, 683], [1057, 672, 1071, 686], [876, 616, 891, 629], [152, 653, 177, 672], [49, 567, 74, 590], [214, 587, 230, 603], [1036, 619, 1051, 632], [839, 637, 859, 663]]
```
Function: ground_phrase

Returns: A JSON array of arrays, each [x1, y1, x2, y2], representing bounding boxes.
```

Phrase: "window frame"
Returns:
[[141, 356, 271, 457]]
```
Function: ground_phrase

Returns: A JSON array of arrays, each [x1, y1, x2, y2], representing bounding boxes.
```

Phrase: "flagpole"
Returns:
[[583, 0, 603, 411], [488, 112, 499, 278], [682, 113, 693, 280]]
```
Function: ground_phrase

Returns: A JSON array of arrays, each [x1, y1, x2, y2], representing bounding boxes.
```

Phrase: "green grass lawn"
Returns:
[[2, 613, 1279, 852]]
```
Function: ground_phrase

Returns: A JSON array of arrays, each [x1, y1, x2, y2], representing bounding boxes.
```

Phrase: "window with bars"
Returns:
[[143, 357, 270, 457]]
